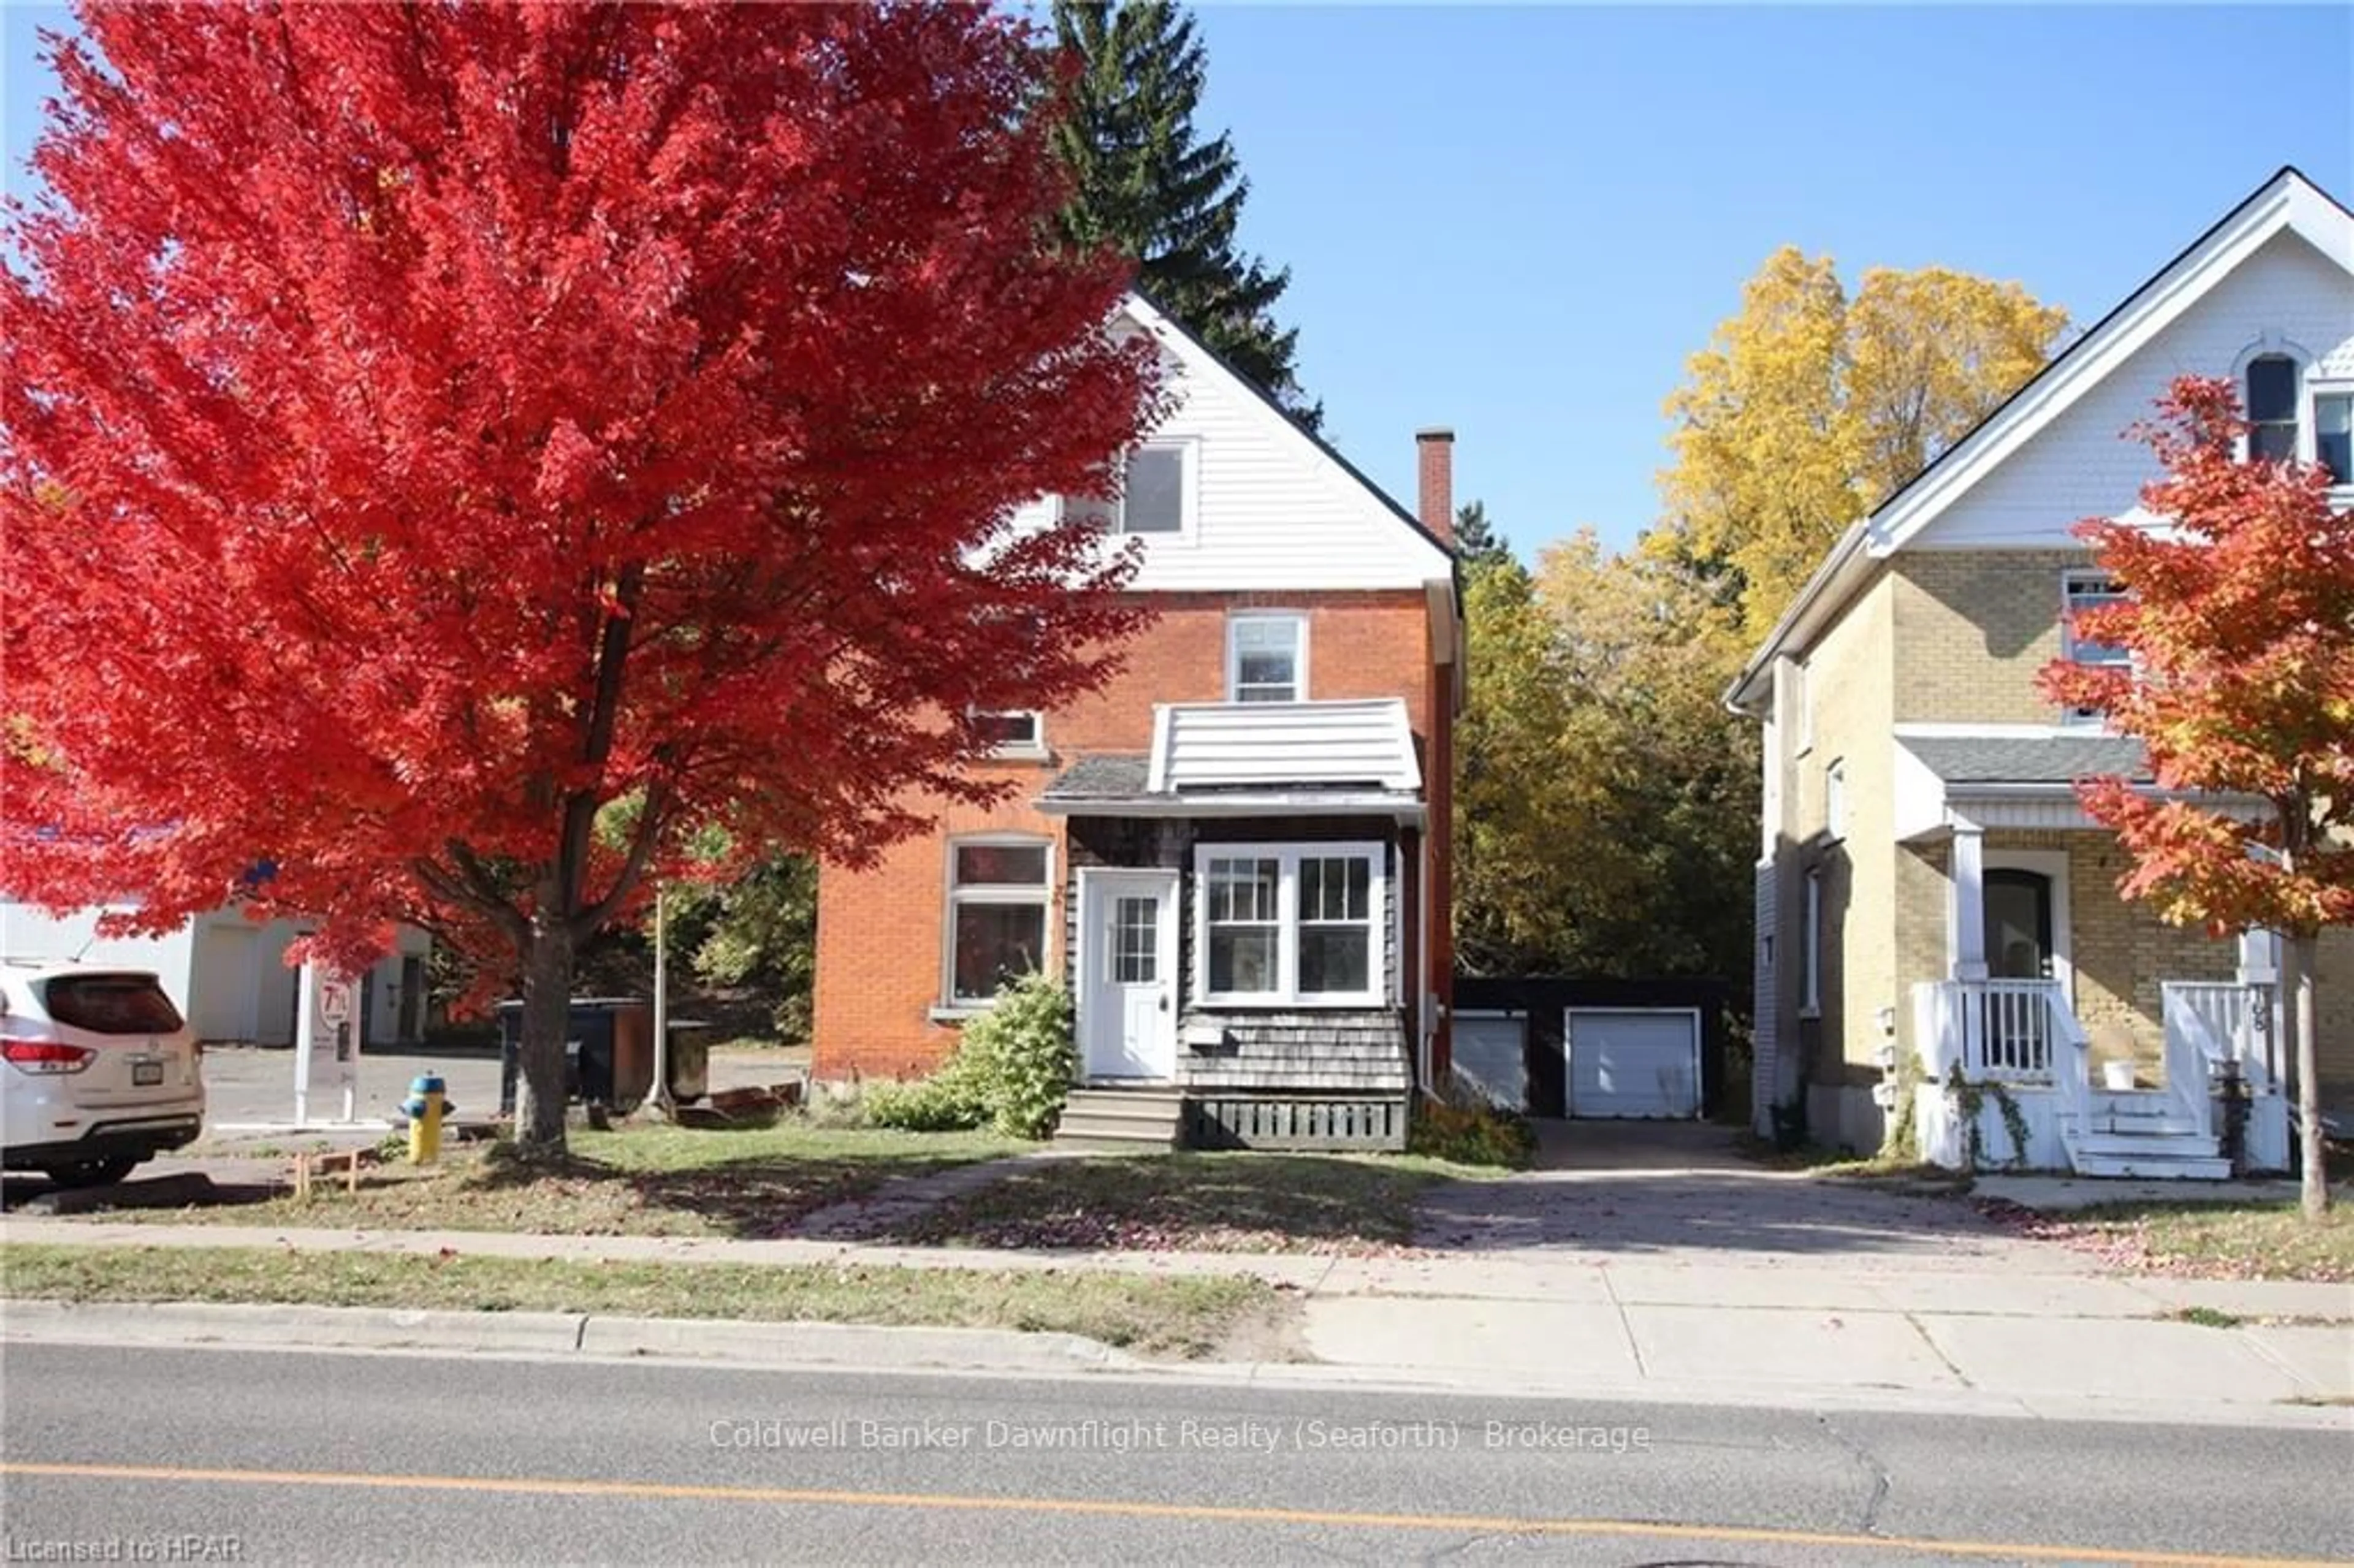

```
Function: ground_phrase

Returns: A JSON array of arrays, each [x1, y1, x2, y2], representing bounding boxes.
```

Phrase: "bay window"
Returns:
[[1195, 843, 1384, 1006]]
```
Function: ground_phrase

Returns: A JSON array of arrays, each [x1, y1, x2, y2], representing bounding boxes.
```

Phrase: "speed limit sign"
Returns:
[[319, 979, 352, 1029]]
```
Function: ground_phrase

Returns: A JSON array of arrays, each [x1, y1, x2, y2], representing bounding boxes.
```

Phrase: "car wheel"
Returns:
[[42, 1157, 140, 1189]]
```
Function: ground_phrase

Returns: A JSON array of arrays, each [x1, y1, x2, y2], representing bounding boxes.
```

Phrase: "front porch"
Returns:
[[1895, 733, 2289, 1176], [1911, 976, 2291, 1176], [1038, 701, 1430, 1152]]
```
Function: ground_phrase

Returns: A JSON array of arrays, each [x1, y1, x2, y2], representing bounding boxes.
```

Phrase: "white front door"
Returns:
[[1082, 870, 1178, 1079]]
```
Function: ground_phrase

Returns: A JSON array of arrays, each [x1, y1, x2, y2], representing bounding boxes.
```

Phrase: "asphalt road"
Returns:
[[2, 1342, 2348, 1566]]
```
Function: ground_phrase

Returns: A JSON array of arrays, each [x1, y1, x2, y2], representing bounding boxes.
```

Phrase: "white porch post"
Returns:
[[1949, 818, 1988, 981], [2236, 927, 2279, 986]]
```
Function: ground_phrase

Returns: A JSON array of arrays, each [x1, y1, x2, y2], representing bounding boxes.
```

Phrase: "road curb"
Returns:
[[0, 1298, 1140, 1376]]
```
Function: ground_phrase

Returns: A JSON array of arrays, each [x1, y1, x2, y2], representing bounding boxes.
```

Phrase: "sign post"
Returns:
[[294, 961, 362, 1126]]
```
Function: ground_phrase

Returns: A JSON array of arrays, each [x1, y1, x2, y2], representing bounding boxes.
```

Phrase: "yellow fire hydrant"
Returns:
[[404, 1074, 446, 1165]]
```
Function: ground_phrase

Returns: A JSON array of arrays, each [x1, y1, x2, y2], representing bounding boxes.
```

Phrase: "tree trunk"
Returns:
[[512, 911, 576, 1157], [2288, 932, 2328, 1220]]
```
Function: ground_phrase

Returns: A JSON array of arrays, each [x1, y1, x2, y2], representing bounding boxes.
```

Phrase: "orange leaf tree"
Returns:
[[2039, 376, 2353, 1216], [1, 4, 1160, 1153]]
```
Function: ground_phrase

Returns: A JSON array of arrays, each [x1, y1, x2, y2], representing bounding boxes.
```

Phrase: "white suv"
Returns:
[[2, 960, 205, 1187]]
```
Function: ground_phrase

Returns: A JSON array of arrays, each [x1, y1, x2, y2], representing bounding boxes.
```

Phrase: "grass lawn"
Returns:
[[1990, 1193, 2354, 1282], [882, 1151, 1487, 1255], [131, 1121, 1026, 1240], [0, 1243, 1286, 1360]]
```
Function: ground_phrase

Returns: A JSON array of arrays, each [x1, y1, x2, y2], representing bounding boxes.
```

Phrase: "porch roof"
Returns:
[[1900, 734, 2153, 785], [1038, 700, 1426, 824]]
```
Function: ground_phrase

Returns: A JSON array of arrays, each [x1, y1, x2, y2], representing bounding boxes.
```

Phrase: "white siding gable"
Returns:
[[1000, 299, 1453, 593], [1911, 230, 2354, 550]]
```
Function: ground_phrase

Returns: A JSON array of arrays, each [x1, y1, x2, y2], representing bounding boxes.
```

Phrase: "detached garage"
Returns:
[[1564, 1008, 1701, 1119], [1450, 978, 1728, 1120]]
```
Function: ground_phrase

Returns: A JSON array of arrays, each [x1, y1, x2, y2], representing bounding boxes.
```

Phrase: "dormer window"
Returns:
[[1063, 442, 1195, 537], [2245, 356, 2299, 463]]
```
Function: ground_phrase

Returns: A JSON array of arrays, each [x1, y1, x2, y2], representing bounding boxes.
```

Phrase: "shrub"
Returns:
[[1409, 1096, 1537, 1169], [861, 971, 1075, 1140]]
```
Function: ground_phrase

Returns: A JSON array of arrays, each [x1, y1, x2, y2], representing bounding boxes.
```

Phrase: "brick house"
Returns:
[[811, 294, 1462, 1150], [1731, 167, 2354, 1176]]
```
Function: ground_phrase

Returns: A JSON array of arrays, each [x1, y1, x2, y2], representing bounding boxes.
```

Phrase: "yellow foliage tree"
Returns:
[[1658, 248, 2067, 633]]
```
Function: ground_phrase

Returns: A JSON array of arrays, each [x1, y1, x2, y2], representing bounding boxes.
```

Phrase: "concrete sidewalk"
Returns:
[[7, 1215, 2349, 1423]]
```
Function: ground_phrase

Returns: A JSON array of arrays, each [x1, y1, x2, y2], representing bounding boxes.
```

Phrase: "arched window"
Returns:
[[2245, 354, 2300, 462]]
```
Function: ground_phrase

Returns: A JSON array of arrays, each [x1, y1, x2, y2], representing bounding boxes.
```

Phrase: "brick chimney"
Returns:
[[1415, 427, 1455, 545]]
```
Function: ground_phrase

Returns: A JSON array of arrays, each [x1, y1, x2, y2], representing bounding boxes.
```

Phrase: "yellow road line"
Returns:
[[0, 1460, 2329, 1567]]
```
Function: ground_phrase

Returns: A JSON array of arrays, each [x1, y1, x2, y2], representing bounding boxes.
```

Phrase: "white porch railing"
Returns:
[[1914, 978, 2092, 1163], [2161, 980, 2279, 1095], [1917, 978, 2067, 1079]]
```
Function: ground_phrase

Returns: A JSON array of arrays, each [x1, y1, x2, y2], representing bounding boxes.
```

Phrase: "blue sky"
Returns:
[[7, 5, 2350, 560]]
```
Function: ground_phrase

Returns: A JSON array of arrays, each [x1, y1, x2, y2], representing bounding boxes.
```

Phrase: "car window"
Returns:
[[40, 974, 186, 1035]]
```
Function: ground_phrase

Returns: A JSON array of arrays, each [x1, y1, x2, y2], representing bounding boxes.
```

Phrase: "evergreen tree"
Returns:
[[1052, 1, 1319, 427], [1454, 500, 1512, 567]]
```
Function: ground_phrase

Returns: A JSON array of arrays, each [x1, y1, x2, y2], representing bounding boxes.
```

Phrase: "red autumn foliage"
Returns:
[[2037, 375, 2354, 937], [1, 3, 1160, 1146]]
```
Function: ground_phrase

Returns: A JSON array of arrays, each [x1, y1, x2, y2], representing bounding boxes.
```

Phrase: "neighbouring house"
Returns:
[[812, 293, 1462, 1151], [1731, 167, 2354, 1178], [0, 900, 432, 1050]]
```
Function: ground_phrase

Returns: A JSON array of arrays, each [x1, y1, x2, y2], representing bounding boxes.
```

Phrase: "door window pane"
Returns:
[[1114, 896, 1159, 984], [1984, 873, 2051, 980]]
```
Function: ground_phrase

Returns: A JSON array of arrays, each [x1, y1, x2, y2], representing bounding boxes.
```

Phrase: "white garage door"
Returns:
[[1566, 1009, 1700, 1119], [1452, 1013, 1528, 1111]]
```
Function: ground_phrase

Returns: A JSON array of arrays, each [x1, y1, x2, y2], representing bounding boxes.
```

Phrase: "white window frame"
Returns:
[[1225, 612, 1309, 704], [2312, 382, 2354, 491], [940, 834, 1054, 1011], [1800, 869, 1823, 1019], [2243, 351, 2302, 465], [1060, 440, 1200, 541], [2231, 340, 2352, 494], [1783, 657, 1813, 758], [1824, 758, 1847, 842], [970, 708, 1046, 761], [1192, 841, 1385, 1008]]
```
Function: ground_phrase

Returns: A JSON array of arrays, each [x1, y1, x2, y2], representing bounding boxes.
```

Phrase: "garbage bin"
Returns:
[[496, 997, 654, 1114], [664, 1021, 714, 1104]]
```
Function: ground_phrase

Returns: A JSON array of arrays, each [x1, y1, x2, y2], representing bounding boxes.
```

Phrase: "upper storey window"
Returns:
[[2245, 356, 2299, 463], [1064, 442, 1195, 537], [1227, 613, 1306, 702], [2317, 391, 2352, 485]]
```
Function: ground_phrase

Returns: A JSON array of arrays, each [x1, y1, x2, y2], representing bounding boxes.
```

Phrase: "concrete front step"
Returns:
[[2068, 1151, 2233, 1179], [2087, 1115, 2204, 1136], [2070, 1131, 2220, 1160], [1054, 1087, 1184, 1152]]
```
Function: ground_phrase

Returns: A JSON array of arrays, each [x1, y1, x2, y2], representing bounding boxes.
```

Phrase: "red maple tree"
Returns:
[[2040, 376, 2353, 1216], [1, 4, 1160, 1151]]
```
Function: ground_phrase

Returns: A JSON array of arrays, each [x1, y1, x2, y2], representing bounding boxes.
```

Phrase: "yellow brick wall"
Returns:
[[1892, 550, 2092, 725], [1786, 569, 1896, 1091], [2306, 927, 2354, 1102]]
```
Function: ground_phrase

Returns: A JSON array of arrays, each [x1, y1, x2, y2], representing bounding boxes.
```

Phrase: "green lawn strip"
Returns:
[[121, 1123, 1027, 1241], [887, 1151, 1485, 1255], [0, 1243, 1281, 1360], [2048, 1197, 2354, 1282]]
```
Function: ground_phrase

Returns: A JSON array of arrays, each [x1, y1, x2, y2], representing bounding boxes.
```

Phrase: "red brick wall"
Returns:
[[812, 589, 1436, 1079]]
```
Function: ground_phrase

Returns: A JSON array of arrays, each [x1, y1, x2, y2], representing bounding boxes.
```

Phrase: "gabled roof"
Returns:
[[1728, 166, 2354, 712], [1117, 291, 1460, 574]]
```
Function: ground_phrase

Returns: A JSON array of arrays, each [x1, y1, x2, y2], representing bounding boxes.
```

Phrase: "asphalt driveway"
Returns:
[[1416, 1118, 2063, 1270]]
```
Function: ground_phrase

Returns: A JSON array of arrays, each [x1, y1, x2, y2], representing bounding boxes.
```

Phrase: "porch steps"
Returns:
[[2065, 1092, 2230, 1178], [1053, 1087, 1184, 1153]]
